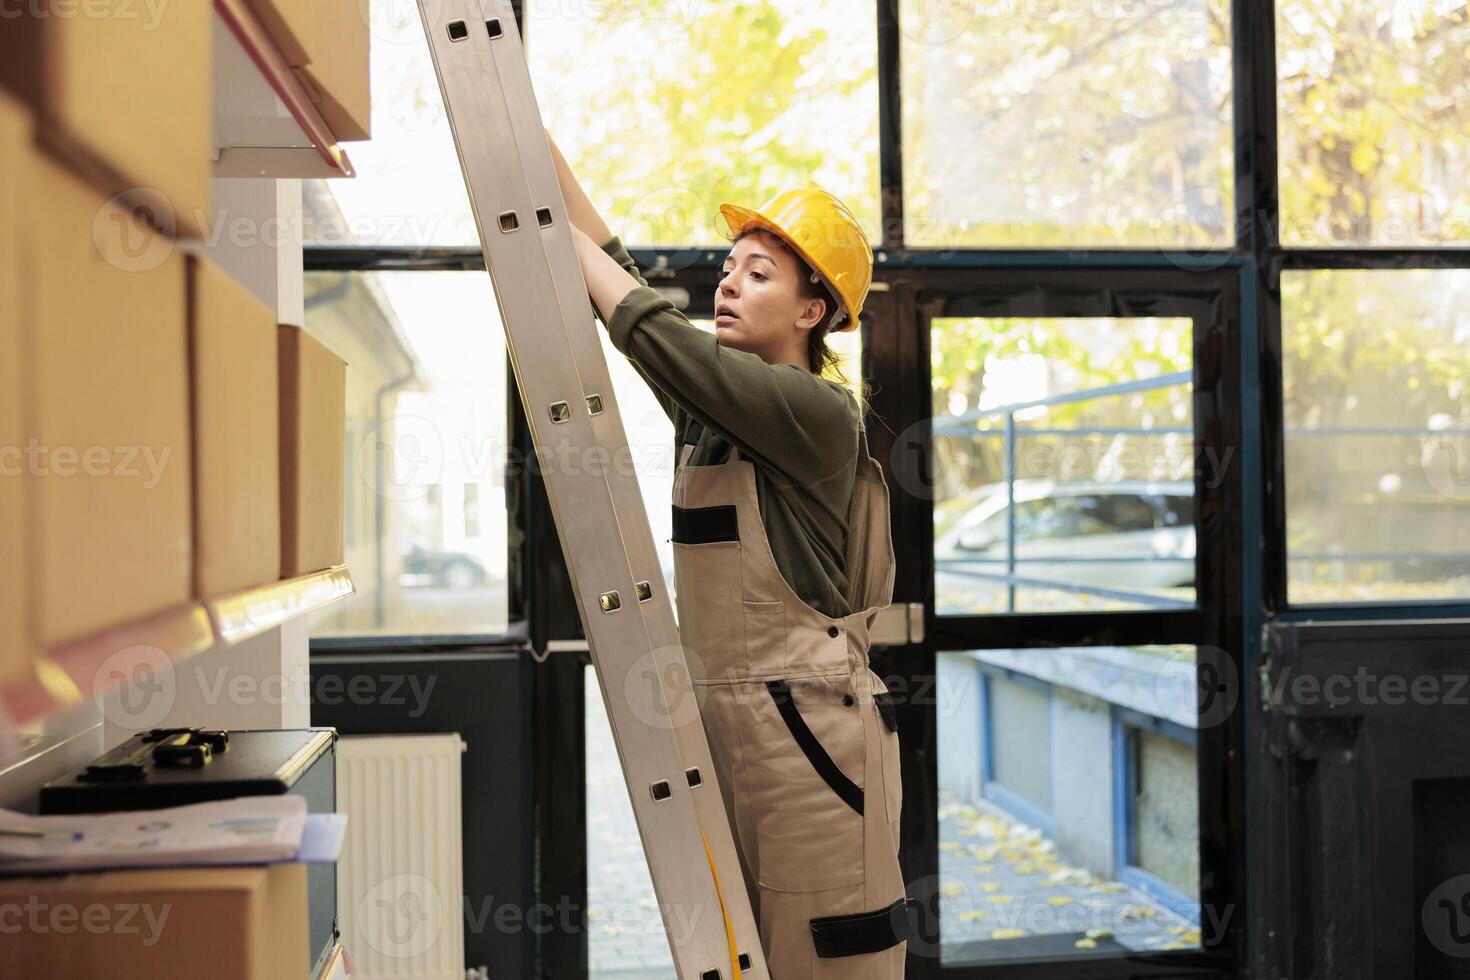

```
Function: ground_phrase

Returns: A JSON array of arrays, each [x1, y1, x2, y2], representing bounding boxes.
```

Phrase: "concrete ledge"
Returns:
[[971, 646, 1197, 729]]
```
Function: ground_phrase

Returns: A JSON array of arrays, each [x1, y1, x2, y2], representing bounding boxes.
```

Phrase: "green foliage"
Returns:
[[530, 0, 878, 243], [1276, 0, 1470, 246], [900, 0, 1234, 248]]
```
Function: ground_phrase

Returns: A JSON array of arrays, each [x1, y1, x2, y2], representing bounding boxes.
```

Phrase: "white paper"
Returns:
[[0, 796, 308, 874]]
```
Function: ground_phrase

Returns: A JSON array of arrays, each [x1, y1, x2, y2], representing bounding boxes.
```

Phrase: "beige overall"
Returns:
[[672, 419, 917, 978]]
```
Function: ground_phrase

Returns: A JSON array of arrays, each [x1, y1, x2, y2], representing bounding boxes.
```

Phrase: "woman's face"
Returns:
[[714, 229, 827, 365]]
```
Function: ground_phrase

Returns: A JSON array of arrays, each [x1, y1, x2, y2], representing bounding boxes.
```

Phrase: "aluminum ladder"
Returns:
[[417, 2, 767, 977]]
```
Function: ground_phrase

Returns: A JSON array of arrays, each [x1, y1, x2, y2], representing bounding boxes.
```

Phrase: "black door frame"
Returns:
[[863, 264, 1247, 980]]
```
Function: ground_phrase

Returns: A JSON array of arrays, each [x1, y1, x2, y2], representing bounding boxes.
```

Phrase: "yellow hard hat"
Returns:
[[717, 186, 873, 332]]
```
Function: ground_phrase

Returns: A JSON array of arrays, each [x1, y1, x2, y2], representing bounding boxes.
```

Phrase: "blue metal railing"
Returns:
[[936, 373, 1193, 611], [932, 371, 1469, 612]]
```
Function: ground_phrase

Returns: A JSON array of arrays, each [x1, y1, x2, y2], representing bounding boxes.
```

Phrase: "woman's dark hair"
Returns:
[[729, 227, 851, 383]]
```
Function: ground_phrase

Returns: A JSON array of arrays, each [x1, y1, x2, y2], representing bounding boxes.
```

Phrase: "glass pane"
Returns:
[[586, 663, 676, 978], [1283, 269, 1470, 604], [303, 2, 478, 246], [600, 324, 678, 602], [900, 0, 1233, 248], [829, 321, 865, 399], [527, 1, 879, 247], [305, 269, 510, 637], [931, 316, 1197, 615], [936, 647, 1202, 966], [1277, 0, 1470, 246]]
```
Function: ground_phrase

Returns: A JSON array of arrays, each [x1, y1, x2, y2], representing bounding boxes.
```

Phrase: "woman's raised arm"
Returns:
[[546, 128, 615, 247], [572, 225, 640, 321]]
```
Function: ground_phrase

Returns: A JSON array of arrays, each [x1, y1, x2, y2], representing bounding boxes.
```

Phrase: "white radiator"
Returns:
[[336, 734, 466, 980]]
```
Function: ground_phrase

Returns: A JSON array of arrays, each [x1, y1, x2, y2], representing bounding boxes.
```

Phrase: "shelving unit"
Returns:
[[0, 567, 354, 730], [210, 565, 356, 646], [0, 6, 366, 976], [0, 0, 370, 745]]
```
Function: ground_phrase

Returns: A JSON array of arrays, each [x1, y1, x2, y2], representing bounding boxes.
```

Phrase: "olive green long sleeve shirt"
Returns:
[[594, 235, 860, 619]]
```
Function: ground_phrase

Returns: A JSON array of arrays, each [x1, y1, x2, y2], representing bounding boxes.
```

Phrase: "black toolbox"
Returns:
[[38, 727, 339, 979]]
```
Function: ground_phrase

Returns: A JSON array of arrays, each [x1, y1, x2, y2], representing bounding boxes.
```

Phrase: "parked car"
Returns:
[[934, 480, 1196, 597], [400, 542, 489, 590]]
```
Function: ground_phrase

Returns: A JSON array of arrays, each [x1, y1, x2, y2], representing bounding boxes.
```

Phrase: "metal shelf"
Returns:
[[0, 566, 355, 730], [209, 564, 355, 645]]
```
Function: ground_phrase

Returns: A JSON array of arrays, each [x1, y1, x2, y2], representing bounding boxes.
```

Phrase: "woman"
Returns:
[[550, 132, 914, 978]]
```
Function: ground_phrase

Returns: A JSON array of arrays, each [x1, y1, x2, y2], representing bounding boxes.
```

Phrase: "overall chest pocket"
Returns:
[[671, 503, 745, 678]]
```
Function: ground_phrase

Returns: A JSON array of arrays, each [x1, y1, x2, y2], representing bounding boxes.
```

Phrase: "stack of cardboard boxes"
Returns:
[[0, 3, 366, 683], [0, 4, 369, 975], [0, 863, 311, 980]]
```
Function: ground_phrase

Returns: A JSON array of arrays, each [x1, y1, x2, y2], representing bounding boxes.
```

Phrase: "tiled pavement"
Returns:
[[586, 670, 680, 979], [935, 792, 1200, 963], [585, 672, 1198, 978]]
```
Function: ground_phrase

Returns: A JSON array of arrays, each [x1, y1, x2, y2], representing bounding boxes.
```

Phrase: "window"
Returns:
[[303, 4, 477, 246], [464, 482, 481, 538], [932, 315, 1197, 614], [1282, 268, 1470, 604], [585, 663, 676, 977], [526, 0, 880, 246], [901, 0, 1234, 248], [938, 647, 1201, 964], [1276, 0, 1470, 246], [304, 265, 510, 637]]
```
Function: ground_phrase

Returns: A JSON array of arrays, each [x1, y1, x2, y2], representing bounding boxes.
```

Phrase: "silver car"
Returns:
[[934, 480, 1195, 611]]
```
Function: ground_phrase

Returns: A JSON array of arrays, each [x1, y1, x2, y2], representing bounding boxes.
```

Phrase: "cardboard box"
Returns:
[[189, 257, 281, 599], [0, 92, 27, 685], [24, 150, 193, 647], [296, 2, 371, 143], [0, 2, 212, 239], [0, 862, 309, 980], [245, 0, 371, 141], [278, 325, 346, 577]]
